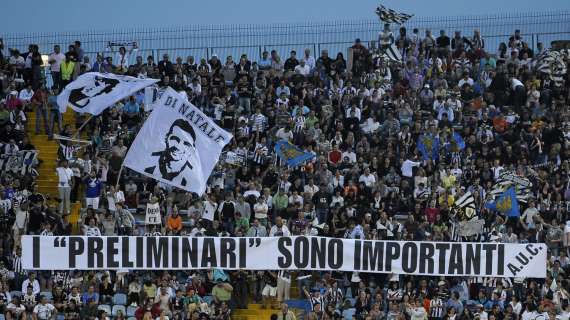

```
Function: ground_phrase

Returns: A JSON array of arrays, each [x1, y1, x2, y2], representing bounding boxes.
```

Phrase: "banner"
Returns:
[[274, 140, 315, 167], [123, 87, 232, 195], [22, 236, 547, 278], [57, 72, 159, 115]]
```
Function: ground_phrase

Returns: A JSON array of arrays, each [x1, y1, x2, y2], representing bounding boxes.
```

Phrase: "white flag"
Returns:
[[123, 87, 233, 195], [57, 72, 159, 115]]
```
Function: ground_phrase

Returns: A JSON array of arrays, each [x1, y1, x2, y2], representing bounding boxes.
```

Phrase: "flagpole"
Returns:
[[115, 165, 125, 191], [72, 114, 94, 139]]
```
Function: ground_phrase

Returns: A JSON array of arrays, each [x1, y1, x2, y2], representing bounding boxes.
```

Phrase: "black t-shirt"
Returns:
[[312, 191, 331, 209], [27, 208, 44, 232], [437, 36, 450, 48], [284, 58, 299, 71], [219, 202, 235, 220], [237, 82, 252, 98], [28, 193, 45, 205]]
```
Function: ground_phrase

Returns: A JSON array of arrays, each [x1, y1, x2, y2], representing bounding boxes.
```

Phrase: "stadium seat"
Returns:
[[112, 293, 127, 305], [98, 304, 112, 314], [127, 317, 137, 320], [202, 295, 214, 304], [56, 314, 65, 320], [10, 291, 21, 299], [40, 291, 53, 301], [127, 305, 138, 317], [112, 304, 127, 317], [0, 314, 5, 320]]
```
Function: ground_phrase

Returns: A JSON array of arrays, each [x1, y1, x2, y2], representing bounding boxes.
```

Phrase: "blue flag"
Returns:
[[417, 134, 439, 161], [448, 132, 465, 152], [274, 140, 315, 167], [485, 187, 520, 217]]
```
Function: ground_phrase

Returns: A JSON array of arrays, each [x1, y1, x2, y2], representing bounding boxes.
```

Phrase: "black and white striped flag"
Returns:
[[452, 191, 477, 220], [383, 44, 403, 63], [489, 171, 533, 203], [375, 5, 414, 24], [20, 151, 38, 175], [0, 150, 38, 175], [535, 49, 569, 87]]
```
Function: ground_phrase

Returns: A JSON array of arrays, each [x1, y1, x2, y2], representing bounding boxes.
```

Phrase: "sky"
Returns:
[[2, 0, 569, 34]]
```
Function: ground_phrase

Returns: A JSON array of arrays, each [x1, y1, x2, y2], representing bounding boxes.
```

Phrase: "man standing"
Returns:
[[303, 48, 316, 72], [56, 160, 74, 215], [284, 51, 299, 72], [83, 171, 102, 210], [60, 53, 76, 88], [158, 54, 175, 78], [48, 45, 65, 91], [47, 88, 62, 139], [31, 83, 50, 135]]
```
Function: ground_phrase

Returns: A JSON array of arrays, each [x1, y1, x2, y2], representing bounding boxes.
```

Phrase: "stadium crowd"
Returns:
[[0, 23, 569, 320]]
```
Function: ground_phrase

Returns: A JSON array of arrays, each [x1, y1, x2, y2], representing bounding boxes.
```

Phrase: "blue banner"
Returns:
[[274, 140, 315, 167]]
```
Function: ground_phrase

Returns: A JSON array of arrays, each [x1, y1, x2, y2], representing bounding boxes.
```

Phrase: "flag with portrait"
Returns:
[[57, 72, 159, 115], [123, 87, 233, 195]]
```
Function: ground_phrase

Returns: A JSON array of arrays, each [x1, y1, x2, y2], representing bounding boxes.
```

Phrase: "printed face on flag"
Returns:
[[155, 118, 201, 181], [57, 72, 159, 115], [69, 77, 120, 108], [124, 87, 232, 195]]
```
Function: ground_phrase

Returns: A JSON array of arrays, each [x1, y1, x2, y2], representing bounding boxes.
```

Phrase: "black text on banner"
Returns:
[[22, 236, 547, 278]]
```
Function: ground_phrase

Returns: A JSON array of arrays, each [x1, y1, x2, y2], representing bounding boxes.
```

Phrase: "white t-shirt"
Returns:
[[401, 160, 420, 178], [270, 224, 291, 236], [359, 174, 376, 187], [511, 78, 524, 90], [202, 201, 217, 222], [253, 202, 268, 219], [294, 64, 311, 76], [33, 303, 56, 320], [145, 202, 161, 225], [49, 52, 65, 72], [56, 167, 74, 187]]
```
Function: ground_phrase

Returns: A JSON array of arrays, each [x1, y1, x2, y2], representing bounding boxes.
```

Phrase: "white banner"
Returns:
[[57, 72, 159, 115], [22, 236, 547, 278], [123, 87, 232, 195]]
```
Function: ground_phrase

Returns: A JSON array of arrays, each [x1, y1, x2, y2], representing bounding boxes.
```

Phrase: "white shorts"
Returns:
[[262, 285, 277, 297], [86, 197, 100, 210]]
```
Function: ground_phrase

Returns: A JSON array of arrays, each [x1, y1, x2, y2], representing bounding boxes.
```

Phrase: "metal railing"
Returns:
[[3, 11, 569, 64]]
